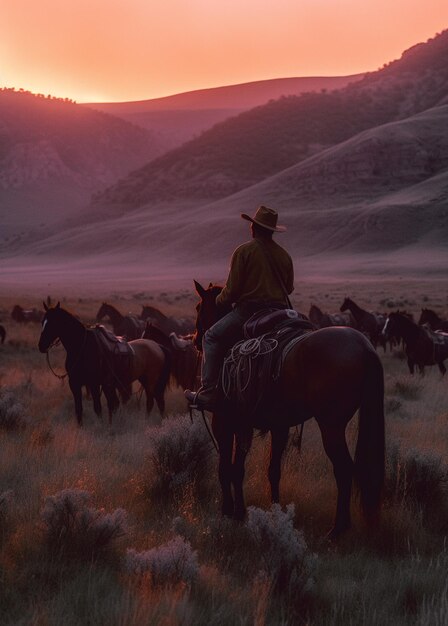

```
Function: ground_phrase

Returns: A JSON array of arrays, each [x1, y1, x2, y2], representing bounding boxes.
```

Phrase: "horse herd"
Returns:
[[2, 294, 448, 538]]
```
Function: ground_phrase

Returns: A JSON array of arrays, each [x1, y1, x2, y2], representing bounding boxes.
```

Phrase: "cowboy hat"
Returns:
[[241, 205, 286, 232]]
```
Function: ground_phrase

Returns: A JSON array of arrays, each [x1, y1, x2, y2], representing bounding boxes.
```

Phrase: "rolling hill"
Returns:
[[92, 30, 448, 210], [3, 104, 447, 286], [0, 89, 164, 236]]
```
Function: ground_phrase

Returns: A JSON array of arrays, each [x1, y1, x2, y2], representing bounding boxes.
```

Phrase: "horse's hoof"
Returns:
[[222, 504, 234, 518], [233, 507, 246, 522], [326, 523, 350, 542]]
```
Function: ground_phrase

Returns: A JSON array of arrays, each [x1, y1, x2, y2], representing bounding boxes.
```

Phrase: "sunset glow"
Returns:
[[2, 0, 448, 102]]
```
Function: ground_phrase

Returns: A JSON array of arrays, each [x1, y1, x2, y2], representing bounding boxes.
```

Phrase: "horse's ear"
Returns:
[[208, 282, 213, 288], [43, 301, 48, 311], [56, 301, 60, 309], [194, 280, 206, 298]]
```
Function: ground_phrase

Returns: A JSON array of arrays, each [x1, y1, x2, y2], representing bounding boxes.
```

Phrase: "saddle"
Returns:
[[243, 308, 312, 339], [221, 310, 314, 423], [94, 325, 134, 357]]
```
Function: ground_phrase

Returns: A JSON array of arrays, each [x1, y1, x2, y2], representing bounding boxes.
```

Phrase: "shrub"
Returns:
[[148, 414, 211, 498], [125, 535, 199, 586], [387, 444, 448, 507], [41, 488, 128, 561], [246, 504, 317, 594], [0, 389, 28, 430]]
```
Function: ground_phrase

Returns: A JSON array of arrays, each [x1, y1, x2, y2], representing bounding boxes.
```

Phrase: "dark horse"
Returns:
[[192, 282, 385, 539], [140, 305, 194, 335], [38, 303, 171, 425], [340, 298, 382, 348], [11, 304, 43, 323], [308, 304, 356, 329], [95, 302, 145, 340], [0, 324, 5, 344], [383, 312, 448, 375], [418, 308, 448, 332], [142, 321, 199, 391]]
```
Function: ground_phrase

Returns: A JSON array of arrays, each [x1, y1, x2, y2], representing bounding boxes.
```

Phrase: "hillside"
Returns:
[[3, 105, 447, 287], [0, 89, 164, 236], [92, 30, 448, 210]]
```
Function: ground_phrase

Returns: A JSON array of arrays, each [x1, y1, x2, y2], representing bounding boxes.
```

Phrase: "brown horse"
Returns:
[[95, 302, 145, 340], [140, 305, 194, 335], [142, 322, 199, 391], [192, 282, 385, 539], [38, 303, 170, 425]]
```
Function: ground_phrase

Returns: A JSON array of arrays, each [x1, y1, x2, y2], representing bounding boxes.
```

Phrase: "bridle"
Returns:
[[45, 327, 88, 381]]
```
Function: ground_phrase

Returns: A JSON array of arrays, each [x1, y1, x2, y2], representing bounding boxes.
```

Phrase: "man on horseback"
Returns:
[[185, 205, 294, 410]]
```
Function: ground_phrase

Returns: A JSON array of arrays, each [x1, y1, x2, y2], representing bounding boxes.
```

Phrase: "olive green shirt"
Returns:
[[216, 238, 294, 307]]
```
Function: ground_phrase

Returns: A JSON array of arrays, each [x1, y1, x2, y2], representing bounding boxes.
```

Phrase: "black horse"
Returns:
[[383, 311, 448, 375], [0, 324, 5, 344], [418, 308, 448, 332], [191, 281, 385, 539], [39, 303, 171, 425], [340, 298, 383, 348]]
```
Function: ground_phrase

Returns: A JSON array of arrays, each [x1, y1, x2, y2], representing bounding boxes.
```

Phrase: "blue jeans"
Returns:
[[201, 308, 247, 390]]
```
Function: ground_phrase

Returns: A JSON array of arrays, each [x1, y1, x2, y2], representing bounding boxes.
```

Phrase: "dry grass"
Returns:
[[0, 283, 447, 624]]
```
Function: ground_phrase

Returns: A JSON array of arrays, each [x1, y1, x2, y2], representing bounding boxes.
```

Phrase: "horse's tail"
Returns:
[[155, 345, 172, 398], [354, 349, 385, 525]]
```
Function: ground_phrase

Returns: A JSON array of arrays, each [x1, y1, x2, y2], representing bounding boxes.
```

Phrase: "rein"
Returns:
[[45, 330, 88, 380]]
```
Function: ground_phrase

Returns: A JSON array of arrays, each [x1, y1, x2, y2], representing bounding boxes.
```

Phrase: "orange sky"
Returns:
[[1, 0, 448, 103]]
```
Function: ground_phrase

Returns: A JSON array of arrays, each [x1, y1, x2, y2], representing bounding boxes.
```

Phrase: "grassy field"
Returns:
[[0, 285, 447, 625]]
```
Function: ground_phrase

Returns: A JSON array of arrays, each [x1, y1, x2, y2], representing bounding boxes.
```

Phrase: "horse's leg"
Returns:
[[232, 428, 253, 521], [438, 361, 446, 376], [69, 379, 83, 427], [155, 391, 165, 416], [90, 384, 102, 419], [317, 420, 354, 539], [212, 415, 234, 517], [103, 385, 119, 425], [407, 357, 415, 375], [140, 380, 154, 416], [268, 425, 289, 503]]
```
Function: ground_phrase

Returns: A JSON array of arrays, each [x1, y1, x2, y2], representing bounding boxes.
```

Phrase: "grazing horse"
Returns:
[[192, 281, 385, 539], [0, 324, 5, 344], [142, 321, 199, 391], [340, 298, 381, 348], [95, 302, 144, 340], [11, 305, 43, 323], [383, 312, 448, 375], [308, 304, 356, 329], [38, 303, 171, 425], [141, 305, 194, 335], [418, 308, 448, 332]]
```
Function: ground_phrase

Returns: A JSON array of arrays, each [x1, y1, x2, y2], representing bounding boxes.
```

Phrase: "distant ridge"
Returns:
[[84, 75, 364, 112], [92, 30, 448, 210]]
